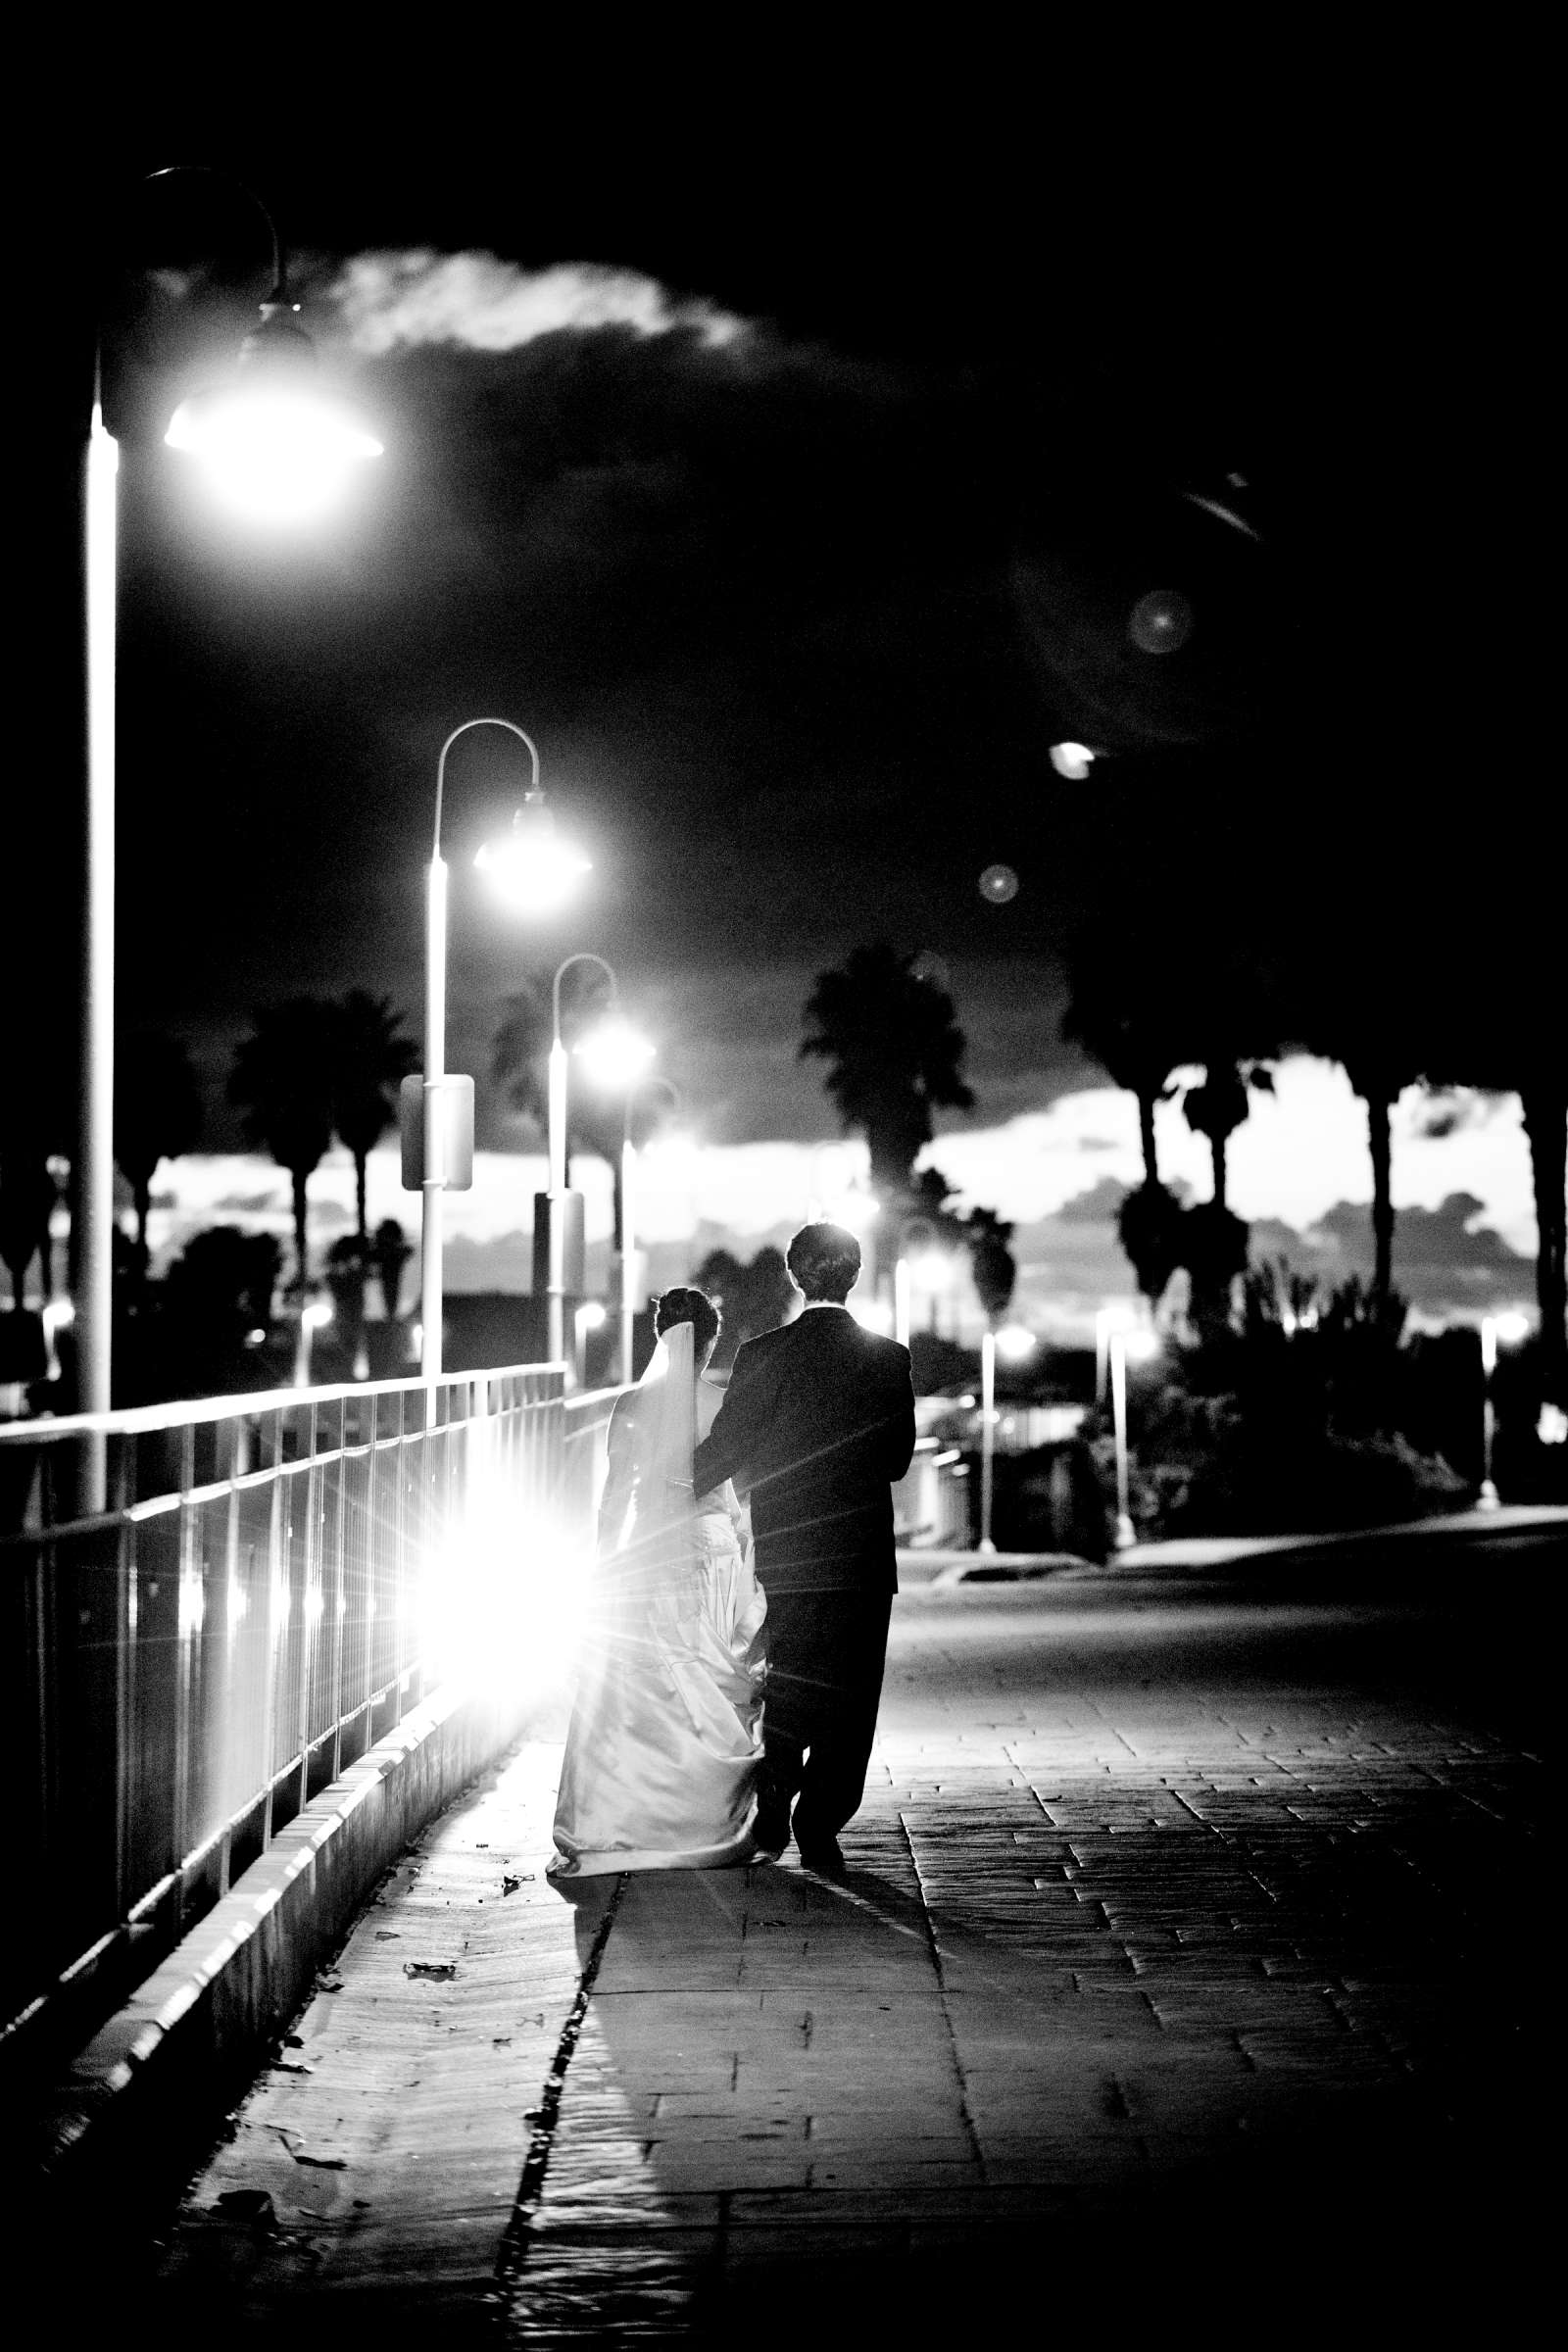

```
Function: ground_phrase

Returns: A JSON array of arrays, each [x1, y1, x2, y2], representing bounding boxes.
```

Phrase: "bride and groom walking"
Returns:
[[548, 1222, 916, 1884]]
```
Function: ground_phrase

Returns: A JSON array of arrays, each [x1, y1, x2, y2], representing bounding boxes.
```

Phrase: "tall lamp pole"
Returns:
[[620, 1074, 681, 1387], [77, 168, 381, 1486], [1109, 1326, 1136, 1549], [421, 719, 582, 1379], [545, 954, 620, 1369], [978, 1323, 998, 1553]]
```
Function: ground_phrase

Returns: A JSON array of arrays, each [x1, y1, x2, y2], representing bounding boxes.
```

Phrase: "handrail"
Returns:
[[0, 1359, 617, 2092]]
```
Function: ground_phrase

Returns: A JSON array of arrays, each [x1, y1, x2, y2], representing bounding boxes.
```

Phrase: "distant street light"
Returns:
[[1479, 1309, 1533, 1507], [620, 1075, 682, 1388], [1107, 1319, 1158, 1550], [808, 1148, 880, 1302], [76, 167, 383, 1494], [293, 1296, 333, 1388], [978, 1325, 999, 1554], [542, 956, 649, 1372], [417, 720, 587, 1379]]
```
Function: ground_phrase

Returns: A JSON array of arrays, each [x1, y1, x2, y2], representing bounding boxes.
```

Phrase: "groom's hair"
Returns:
[[786, 1222, 861, 1302]]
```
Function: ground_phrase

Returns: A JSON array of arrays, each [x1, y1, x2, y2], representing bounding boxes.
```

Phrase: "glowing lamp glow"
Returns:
[[994, 1325, 1037, 1362], [302, 1299, 333, 1330], [577, 1300, 608, 1333], [1481, 1308, 1532, 1374], [476, 798, 592, 913], [166, 307, 382, 527], [575, 1019, 655, 1089], [825, 1189, 879, 1235], [1049, 742, 1096, 779]]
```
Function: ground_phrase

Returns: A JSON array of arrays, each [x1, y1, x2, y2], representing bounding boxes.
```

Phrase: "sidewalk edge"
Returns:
[[23, 1677, 536, 2233]]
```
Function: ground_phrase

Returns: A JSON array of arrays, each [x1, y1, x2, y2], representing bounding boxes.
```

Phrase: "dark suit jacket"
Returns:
[[691, 1306, 916, 1594]]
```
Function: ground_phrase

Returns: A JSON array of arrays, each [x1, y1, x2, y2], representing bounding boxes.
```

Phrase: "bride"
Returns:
[[547, 1287, 769, 1877]]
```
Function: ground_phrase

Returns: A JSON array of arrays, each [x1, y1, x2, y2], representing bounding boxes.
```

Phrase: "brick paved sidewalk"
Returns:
[[156, 1572, 1544, 2340]]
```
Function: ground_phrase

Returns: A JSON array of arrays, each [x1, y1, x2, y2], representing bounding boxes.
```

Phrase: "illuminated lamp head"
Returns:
[[475, 790, 592, 913], [165, 303, 383, 526]]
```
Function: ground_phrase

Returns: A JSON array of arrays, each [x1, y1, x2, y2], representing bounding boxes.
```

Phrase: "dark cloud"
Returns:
[[1054, 1175, 1132, 1225]]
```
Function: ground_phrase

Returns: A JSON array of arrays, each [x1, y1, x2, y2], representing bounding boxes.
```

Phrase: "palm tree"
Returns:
[[1180, 1058, 1271, 1344], [1062, 938, 1186, 1191], [1181, 1059, 1271, 1210], [114, 1031, 203, 1288], [327, 991, 418, 1245], [965, 1205, 1017, 1324], [801, 944, 974, 1200], [228, 1002, 337, 1296]]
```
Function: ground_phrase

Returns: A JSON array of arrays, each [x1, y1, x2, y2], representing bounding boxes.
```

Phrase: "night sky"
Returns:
[[21, 90, 1542, 1179]]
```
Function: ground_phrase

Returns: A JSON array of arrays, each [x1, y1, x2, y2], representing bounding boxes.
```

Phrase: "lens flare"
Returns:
[[979, 863, 1019, 905], [1128, 589, 1194, 655], [418, 1491, 588, 1708]]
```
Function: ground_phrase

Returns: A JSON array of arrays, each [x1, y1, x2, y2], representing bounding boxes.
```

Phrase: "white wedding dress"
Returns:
[[547, 1323, 768, 1877]]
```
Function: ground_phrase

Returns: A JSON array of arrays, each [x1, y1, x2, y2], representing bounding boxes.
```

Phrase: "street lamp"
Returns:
[[620, 1075, 682, 1387], [540, 956, 649, 1370], [1479, 1309, 1532, 1507], [417, 720, 588, 1379], [895, 1217, 945, 1349], [76, 167, 383, 1487], [1107, 1320, 1160, 1549], [977, 1328, 1038, 1556]]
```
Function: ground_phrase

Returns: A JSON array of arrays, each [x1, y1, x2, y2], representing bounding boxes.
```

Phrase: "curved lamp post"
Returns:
[[620, 1074, 682, 1386], [77, 168, 382, 1490], [420, 721, 588, 1378], [541, 955, 651, 1371]]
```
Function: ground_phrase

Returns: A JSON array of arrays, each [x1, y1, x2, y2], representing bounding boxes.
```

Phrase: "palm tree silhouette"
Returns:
[[328, 990, 418, 1245], [228, 1002, 337, 1297], [114, 1031, 203, 1289], [1062, 938, 1186, 1191], [801, 943, 974, 1201]]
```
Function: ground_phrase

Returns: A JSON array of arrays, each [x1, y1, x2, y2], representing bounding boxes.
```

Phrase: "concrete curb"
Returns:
[[898, 1503, 1568, 1587], [24, 1675, 535, 2235]]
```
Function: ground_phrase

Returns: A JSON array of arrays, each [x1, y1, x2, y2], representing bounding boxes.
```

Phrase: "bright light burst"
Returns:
[[476, 820, 592, 913], [418, 1486, 588, 1709], [166, 384, 383, 526], [575, 1019, 655, 1089]]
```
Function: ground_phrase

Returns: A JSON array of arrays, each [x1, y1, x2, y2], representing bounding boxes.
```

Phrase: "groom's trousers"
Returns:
[[758, 1587, 894, 1844]]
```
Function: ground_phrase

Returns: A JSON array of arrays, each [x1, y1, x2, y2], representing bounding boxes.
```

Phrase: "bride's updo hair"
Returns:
[[654, 1285, 721, 1357]]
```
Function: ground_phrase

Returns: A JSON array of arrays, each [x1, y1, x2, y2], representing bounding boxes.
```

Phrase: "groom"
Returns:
[[692, 1220, 915, 1879]]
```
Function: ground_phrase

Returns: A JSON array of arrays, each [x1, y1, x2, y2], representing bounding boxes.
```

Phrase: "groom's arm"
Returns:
[[692, 1338, 769, 1498]]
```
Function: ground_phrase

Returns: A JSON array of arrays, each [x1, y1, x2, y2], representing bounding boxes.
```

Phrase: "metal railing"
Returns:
[[0, 1362, 614, 2087]]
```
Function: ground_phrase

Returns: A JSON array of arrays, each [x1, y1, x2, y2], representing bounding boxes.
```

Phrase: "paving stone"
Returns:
[[153, 1556, 1549, 2333]]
